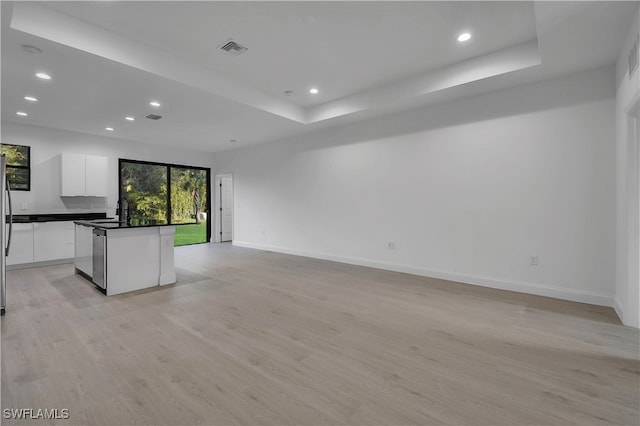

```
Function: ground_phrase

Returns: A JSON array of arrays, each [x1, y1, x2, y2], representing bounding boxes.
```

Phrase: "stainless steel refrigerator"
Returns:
[[1, 154, 13, 315]]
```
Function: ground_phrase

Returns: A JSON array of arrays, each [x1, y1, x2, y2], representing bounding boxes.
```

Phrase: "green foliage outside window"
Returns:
[[120, 162, 168, 223], [171, 168, 207, 224], [0, 143, 30, 191], [119, 159, 209, 245]]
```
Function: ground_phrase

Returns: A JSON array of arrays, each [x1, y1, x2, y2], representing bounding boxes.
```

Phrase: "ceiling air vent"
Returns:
[[218, 39, 249, 56], [145, 114, 162, 120]]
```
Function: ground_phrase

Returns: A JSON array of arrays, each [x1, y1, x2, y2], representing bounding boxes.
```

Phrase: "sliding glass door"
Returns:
[[119, 159, 210, 246], [170, 167, 208, 245], [120, 162, 168, 224]]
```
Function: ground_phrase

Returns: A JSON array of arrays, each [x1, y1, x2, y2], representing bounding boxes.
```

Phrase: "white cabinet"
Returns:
[[60, 153, 86, 197], [7, 221, 76, 267], [33, 221, 74, 262], [85, 155, 108, 197], [60, 153, 108, 197], [6, 223, 34, 266]]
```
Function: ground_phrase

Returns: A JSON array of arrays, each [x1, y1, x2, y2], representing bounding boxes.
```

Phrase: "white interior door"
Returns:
[[220, 176, 233, 242]]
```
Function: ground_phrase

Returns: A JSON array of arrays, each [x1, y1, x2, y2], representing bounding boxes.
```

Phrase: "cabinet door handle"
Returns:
[[6, 181, 12, 257]]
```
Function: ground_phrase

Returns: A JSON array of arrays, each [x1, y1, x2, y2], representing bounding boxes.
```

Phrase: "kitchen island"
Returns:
[[74, 220, 176, 295]]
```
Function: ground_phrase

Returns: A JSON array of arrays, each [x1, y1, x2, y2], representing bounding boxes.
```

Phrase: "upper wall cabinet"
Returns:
[[85, 155, 108, 196], [60, 153, 108, 197]]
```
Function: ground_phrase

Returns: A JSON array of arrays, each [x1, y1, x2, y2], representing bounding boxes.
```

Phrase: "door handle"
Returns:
[[6, 181, 12, 256]]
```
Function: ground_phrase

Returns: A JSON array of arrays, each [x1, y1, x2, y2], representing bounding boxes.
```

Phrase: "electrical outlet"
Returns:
[[20, 202, 28, 210], [388, 242, 396, 250], [529, 256, 539, 266]]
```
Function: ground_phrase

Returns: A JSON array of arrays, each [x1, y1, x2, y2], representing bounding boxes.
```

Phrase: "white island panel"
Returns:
[[159, 227, 176, 285], [105, 226, 175, 295]]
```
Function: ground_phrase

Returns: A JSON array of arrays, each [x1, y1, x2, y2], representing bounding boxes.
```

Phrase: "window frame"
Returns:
[[118, 158, 211, 243], [0, 143, 31, 191]]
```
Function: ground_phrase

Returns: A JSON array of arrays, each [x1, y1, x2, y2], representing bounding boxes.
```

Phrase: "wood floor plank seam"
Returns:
[[1, 243, 638, 425]]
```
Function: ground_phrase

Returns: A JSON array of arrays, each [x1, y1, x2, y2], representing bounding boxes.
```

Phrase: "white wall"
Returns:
[[213, 66, 617, 307], [1, 122, 212, 217], [615, 7, 640, 327]]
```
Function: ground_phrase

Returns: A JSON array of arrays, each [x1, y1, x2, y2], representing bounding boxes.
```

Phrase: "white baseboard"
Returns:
[[614, 297, 625, 323], [233, 241, 614, 307], [7, 258, 73, 271]]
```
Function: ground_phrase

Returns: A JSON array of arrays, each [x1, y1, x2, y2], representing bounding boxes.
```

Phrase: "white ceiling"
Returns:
[[41, 1, 539, 107], [1, 1, 637, 153]]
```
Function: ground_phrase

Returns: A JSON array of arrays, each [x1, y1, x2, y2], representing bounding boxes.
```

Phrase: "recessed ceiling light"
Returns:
[[125, 116, 135, 121], [16, 111, 28, 117], [230, 139, 237, 143], [284, 90, 294, 97], [149, 101, 161, 107], [105, 127, 114, 131], [309, 88, 319, 94], [24, 96, 38, 102], [35, 72, 51, 80], [457, 33, 471, 42]]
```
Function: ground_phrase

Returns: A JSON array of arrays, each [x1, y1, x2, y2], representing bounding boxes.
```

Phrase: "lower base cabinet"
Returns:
[[34, 222, 68, 262], [7, 221, 76, 267], [6, 223, 35, 266]]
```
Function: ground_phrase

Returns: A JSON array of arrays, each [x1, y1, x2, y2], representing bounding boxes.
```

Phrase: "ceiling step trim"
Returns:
[[10, 2, 307, 124]]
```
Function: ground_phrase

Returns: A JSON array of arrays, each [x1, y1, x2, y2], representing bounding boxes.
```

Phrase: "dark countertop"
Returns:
[[74, 220, 178, 230], [10, 212, 109, 223]]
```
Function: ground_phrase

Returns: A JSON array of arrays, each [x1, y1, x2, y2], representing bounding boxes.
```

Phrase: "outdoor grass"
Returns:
[[174, 220, 207, 246]]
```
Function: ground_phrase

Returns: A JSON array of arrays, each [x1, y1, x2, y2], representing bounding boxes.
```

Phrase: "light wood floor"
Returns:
[[1, 243, 638, 425]]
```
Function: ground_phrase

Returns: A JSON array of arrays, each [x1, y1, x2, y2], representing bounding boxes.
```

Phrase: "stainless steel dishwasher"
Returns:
[[92, 228, 107, 290]]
